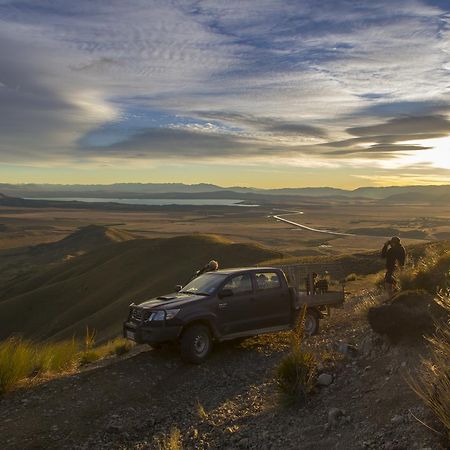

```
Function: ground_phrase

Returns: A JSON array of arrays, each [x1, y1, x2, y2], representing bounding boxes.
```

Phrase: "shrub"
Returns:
[[79, 350, 101, 366], [354, 290, 382, 318], [154, 427, 183, 450], [409, 293, 450, 442], [0, 338, 34, 395], [33, 339, 79, 374], [275, 348, 317, 406], [275, 305, 317, 406], [399, 248, 450, 294], [111, 338, 134, 356]]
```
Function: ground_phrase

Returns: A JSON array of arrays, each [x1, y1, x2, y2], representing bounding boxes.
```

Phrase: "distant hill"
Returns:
[[1, 183, 450, 202], [381, 188, 450, 205], [0, 234, 284, 343]]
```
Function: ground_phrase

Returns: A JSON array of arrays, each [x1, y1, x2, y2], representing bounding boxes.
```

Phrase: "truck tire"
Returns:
[[180, 324, 213, 364], [305, 309, 320, 336]]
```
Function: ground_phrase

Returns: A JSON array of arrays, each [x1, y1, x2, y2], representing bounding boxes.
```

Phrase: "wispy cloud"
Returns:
[[0, 0, 449, 185]]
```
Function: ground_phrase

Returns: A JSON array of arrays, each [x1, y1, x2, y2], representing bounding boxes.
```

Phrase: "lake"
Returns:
[[27, 197, 259, 207]]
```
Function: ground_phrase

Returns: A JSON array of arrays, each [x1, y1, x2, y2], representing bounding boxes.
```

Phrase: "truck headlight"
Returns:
[[150, 310, 165, 321]]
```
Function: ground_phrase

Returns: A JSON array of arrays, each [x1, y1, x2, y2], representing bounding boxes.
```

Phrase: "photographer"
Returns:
[[381, 236, 406, 297]]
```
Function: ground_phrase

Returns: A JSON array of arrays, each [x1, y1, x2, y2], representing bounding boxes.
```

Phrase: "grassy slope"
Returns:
[[0, 234, 283, 342]]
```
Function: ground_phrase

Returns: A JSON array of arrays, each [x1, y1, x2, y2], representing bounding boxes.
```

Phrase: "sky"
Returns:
[[0, 0, 449, 189]]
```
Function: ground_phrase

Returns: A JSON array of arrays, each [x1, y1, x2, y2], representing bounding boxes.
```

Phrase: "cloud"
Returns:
[[0, 0, 449, 184], [347, 115, 450, 137]]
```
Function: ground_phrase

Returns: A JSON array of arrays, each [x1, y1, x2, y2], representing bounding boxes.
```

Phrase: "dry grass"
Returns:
[[0, 337, 79, 394], [154, 427, 183, 450], [409, 292, 450, 441], [0, 333, 134, 395], [354, 290, 383, 318], [275, 305, 317, 406], [399, 247, 450, 293]]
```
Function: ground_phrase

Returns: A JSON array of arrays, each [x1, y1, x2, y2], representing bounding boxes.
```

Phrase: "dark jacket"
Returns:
[[381, 243, 406, 272]]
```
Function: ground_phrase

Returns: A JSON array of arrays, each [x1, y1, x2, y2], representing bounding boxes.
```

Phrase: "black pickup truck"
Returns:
[[123, 266, 344, 363]]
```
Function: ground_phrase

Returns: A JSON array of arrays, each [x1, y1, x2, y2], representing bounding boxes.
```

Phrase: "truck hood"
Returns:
[[137, 292, 207, 309]]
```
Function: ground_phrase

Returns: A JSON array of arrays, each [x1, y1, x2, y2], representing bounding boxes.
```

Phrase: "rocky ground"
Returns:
[[0, 287, 446, 450]]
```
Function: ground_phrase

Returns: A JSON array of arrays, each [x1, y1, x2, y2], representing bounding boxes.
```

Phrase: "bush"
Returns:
[[410, 293, 450, 443], [33, 339, 79, 373], [275, 348, 317, 406], [111, 338, 134, 356], [399, 248, 450, 294], [0, 337, 79, 394], [275, 305, 317, 406], [0, 338, 34, 395], [0, 331, 137, 395], [154, 427, 183, 450]]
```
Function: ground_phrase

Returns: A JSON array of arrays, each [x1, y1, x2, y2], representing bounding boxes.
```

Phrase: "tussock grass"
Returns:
[[354, 290, 382, 318], [399, 247, 450, 293], [275, 305, 317, 406], [0, 333, 135, 395], [0, 337, 79, 394], [196, 400, 208, 420], [154, 427, 183, 450], [409, 293, 450, 441]]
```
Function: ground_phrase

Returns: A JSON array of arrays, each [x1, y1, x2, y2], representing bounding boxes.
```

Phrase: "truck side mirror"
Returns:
[[175, 285, 182, 292], [219, 288, 233, 298]]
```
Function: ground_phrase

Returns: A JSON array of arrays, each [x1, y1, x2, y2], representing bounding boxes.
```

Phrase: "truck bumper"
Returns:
[[123, 321, 182, 344]]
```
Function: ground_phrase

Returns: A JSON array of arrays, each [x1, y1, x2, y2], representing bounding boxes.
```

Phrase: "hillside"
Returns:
[[0, 290, 444, 450], [0, 225, 136, 285], [0, 233, 284, 342]]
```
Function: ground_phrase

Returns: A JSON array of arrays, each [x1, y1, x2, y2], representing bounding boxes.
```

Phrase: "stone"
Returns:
[[238, 437, 249, 448], [317, 373, 333, 386], [328, 408, 344, 427], [391, 415, 404, 425]]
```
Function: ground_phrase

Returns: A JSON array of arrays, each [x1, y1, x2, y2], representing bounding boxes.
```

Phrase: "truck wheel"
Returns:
[[180, 324, 213, 364], [305, 309, 320, 336]]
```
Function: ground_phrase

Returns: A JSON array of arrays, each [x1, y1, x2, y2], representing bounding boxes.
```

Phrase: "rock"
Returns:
[[336, 341, 358, 358], [328, 407, 344, 427], [317, 373, 333, 386], [238, 437, 249, 448], [391, 414, 404, 425], [106, 423, 123, 433]]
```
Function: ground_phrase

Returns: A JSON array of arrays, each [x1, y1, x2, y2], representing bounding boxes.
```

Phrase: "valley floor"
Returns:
[[0, 289, 444, 450]]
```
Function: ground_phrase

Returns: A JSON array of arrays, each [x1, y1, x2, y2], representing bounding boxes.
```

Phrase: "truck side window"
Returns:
[[223, 274, 252, 294], [255, 272, 280, 290]]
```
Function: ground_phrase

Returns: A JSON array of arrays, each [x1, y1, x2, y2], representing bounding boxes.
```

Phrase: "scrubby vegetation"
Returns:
[[410, 293, 450, 442], [369, 246, 450, 341], [399, 246, 450, 293], [154, 427, 183, 450], [0, 334, 134, 395], [275, 306, 317, 406]]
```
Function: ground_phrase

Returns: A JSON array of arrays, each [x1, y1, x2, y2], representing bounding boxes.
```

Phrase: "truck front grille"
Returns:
[[131, 307, 150, 323]]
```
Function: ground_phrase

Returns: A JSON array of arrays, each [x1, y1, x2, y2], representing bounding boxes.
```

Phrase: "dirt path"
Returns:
[[0, 291, 444, 450]]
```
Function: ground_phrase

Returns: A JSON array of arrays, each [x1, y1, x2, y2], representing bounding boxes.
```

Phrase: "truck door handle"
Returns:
[[219, 302, 228, 309]]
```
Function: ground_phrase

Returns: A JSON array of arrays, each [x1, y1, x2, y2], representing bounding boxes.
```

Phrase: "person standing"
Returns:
[[381, 236, 406, 297]]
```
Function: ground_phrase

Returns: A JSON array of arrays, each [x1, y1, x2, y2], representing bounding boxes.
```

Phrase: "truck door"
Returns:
[[250, 271, 291, 329], [217, 273, 254, 335]]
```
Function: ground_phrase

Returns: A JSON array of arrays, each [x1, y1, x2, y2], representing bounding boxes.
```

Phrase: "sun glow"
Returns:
[[397, 136, 450, 170]]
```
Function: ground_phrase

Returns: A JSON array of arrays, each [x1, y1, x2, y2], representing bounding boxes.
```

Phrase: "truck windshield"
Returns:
[[181, 273, 228, 295]]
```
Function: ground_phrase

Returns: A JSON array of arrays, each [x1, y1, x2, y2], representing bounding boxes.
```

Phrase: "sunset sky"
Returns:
[[1, 0, 449, 188]]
